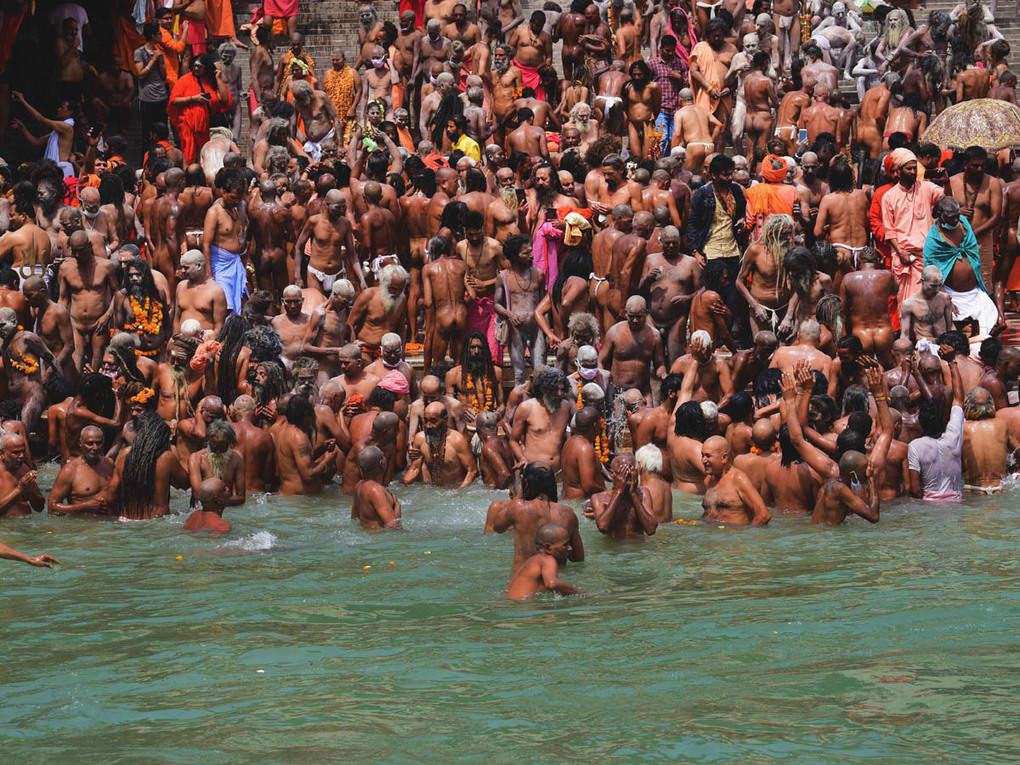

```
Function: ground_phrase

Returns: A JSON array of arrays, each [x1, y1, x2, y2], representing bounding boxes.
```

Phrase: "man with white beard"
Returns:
[[487, 167, 522, 241], [726, 34, 768, 146], [564, 102, 598, 153], [348, 264, 409, 358]]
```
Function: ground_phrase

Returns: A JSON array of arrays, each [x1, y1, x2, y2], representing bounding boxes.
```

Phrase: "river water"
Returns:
[[2, 472, 1017, 763]]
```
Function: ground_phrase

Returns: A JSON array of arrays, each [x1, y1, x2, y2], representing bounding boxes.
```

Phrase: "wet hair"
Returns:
[[938, 330, 970, 357], [835, 428, 866, 458], [216, 315, 248, 402], [980, 336, 1002, 366], [842, 385, 869, 415], [828, 160, 854, 192], [837, 334, 864, 358], [523, 461, 558, 501], [464, 167, 486, 193], [440, 201, 468, 241], [753, 368, 782, 409], [847, 411, 873, 436], [79, 372, 116, 418], [552, 248, 593, 306], [809, 394, 838, 431], [661, 373, 685, 400], [722, 391, 753, 422], [809, 370, 829, 397], [918, 395, 946, 436], [367, 386, 397, 411], [120, 412, 172, 517], [674, 401, 708, 440], [285, 394, 315, 427], [777, 424, 800, 467]]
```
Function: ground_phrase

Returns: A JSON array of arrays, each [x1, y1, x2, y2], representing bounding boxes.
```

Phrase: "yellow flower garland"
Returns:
[[576, 373, 609, 463], [125, 296, 163, 337]]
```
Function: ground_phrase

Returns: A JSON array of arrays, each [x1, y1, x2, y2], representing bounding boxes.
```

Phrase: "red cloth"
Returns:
[[399, 0, 427, 28], [114, 13, 146, 72], [167, 73, 232, 163], [513, 57, 545, 101], [0, 3, 28, 72], [185, 18, 207, 54], [264, 0, 299, 17]]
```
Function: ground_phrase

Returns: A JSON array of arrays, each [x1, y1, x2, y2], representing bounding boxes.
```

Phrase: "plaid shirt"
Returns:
[[648, 54, 688, 112]]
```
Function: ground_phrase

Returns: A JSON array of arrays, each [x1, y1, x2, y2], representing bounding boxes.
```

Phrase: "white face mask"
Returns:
[[81, 207, 100, 219], [577, 366, 598, 380]]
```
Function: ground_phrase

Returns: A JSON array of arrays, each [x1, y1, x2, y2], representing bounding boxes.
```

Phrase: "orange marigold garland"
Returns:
[[128, 387, 156, 405], [9, 350, 39, 375], [575, 373, 609, 463], [124, 296, 163, 337], [466, 372, 494, 412]]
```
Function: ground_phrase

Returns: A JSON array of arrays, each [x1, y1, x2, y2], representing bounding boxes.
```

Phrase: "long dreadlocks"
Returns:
[[757, 214, 795, 301], [120, 412, 172, 520], [217, 314, 248, 403]]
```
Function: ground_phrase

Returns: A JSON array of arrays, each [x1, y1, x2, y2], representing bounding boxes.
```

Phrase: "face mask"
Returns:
[[578, 366, 598, 380], [81, 207, 100, 219], [849, 471, 862, 493], [371, 58, 385, 68], [940, 219, 960, 230]]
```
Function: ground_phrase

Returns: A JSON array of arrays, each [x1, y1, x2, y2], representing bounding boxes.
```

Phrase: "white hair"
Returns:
[[635, 444, 664, 474], [332, 279, 355, 297], [700, 400, 719, 420], [690, 329, 713, 349], [180, 319, 203, 337], [922, 265, 944, 282], [181, 249, 205, 267], [381, 332, 402, 349], [798, 319, 820, 342]]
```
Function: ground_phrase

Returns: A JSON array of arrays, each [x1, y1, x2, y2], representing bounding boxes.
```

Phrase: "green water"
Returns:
[[2, 469, 1018, 763]]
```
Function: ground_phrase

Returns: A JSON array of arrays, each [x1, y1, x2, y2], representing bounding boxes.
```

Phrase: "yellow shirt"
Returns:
[[452, 133, 481, 161], [703, 192, 739, 260]]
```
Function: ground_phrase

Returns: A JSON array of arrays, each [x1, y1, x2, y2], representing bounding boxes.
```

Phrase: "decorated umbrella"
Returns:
[[920, 98, 1020, 151]]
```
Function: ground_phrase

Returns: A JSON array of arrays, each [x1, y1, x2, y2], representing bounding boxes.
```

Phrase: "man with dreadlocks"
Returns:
[[114, 257, 171, 359], [275, 396, 339, 496], [189, 419, 246, 508], [446, 332, 504, 425], [510, 367, 572, 470], [212, 315, 252, 403], [736, 214, 796, 338], [154, 335, 204, 422], [107, 412, 188, 521], [839, 247, 898, 369]]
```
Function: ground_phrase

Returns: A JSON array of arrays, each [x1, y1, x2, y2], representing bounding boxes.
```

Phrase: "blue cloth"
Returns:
[[923, 217, 986, 294], [210, 245, 248, 313], [655, 111, 674, 157]]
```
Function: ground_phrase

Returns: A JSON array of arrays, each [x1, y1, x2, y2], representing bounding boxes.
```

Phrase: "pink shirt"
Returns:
[[881, 180, 944, 255]]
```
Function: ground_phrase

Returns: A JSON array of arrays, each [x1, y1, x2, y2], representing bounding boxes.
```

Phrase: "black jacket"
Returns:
[[688, 181, 747, 255]]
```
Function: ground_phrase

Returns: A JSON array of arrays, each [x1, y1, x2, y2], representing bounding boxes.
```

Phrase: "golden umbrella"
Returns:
[[921, 98, 1020, 151]]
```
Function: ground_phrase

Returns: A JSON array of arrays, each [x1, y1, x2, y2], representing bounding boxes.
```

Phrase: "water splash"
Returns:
[[220, 531, 277, 551]]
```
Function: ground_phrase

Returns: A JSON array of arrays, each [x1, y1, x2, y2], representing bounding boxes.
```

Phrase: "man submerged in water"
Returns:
[[505, 523, 584, 601]]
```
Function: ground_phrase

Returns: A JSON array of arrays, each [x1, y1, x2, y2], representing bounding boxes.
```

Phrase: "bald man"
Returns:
[[352, 445, 402, 529], [599, 295, 666, 402], [0, 433, 43, 518], [47, 426, 114, 516], [295, 188, 364, 293], [700, 435, 771, 525], [58, 229, 120, 369], [403, 401, 476, 488], [173, 249, 228, 333]]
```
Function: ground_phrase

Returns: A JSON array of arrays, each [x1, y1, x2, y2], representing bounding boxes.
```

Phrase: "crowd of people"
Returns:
[[0, 0, 1019, 598]]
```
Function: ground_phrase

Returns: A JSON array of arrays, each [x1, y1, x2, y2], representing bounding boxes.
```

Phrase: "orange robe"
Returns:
[[206, 0, 237, 38], [167, 74, 232, 163], [688, 41, 727, 116]]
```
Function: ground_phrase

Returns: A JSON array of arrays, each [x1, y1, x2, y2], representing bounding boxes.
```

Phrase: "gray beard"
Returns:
[[499, 186, 519, 212], [542, 395, 561, 412], [207, 450, 230, 480]]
